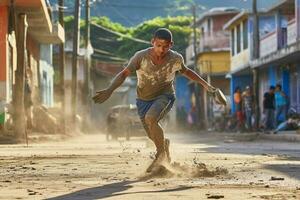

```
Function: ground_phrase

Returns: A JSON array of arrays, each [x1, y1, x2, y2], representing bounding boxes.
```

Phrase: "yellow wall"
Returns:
[[197, 51, 231, 75]]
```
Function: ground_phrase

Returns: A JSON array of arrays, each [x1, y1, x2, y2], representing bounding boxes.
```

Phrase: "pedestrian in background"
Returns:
[[243, 86, 254, 131], [234, 87, 243, 132], [263, 86, 275, 131], [275, 84, 287, 126]]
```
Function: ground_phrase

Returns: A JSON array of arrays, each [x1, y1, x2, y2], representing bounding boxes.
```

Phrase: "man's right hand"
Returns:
[[92, 89, 112, 104]]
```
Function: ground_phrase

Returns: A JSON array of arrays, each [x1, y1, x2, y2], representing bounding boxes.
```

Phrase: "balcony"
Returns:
[[260, 31, 278, 58], [287, 18, 296, 46], [231, 48, 250, 72], [31, 22, 65, 44], [199, 31, 230, 53]]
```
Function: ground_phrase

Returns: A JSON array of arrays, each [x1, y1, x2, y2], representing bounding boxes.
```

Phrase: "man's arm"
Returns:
[[92, 68, 131, 104], [181, 68, 215, 91]]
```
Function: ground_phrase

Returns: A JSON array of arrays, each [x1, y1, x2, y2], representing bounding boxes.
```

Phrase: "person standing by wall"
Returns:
[[275, 84, 287, 126], [234, 87, 243, 132], [263, 86, 275, 131], [243, 86, 254, 131]]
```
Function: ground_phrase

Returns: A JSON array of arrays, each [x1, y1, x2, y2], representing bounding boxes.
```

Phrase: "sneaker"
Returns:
[[164, 138, 171, 163]]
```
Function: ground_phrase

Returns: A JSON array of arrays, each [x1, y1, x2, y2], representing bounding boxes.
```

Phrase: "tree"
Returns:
[[64, 15, 193, 61]]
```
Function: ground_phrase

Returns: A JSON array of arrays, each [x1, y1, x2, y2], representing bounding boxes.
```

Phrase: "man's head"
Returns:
[[151, 28, 173, 57], [275, 84, 282, 91], [269, 86, 275, 93], [245, 86, 251, 94]]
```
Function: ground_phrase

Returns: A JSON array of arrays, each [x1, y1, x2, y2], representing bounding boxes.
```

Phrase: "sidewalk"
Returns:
[[219, 130, 300, 143], [258, 130, 300, 142]]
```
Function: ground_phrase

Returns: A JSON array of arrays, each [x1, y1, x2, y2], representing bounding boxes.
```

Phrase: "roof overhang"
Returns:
[[14, 0, 52, 35], [196, 7, 240, 26], [266, 0, 294, 15], [228, 64, 252, 77], [223, 11, 250, 30], [2, 0, 64, 44]]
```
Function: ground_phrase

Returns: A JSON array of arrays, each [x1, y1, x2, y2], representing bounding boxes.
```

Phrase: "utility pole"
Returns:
[[13, 13, 27, 142], [82, 0, 92, 131], [58, 0, 66, 133], [192, 4, 203, 128], [84, 0, 91, 107], [71, 0, 81, 126], [252, 0, 260, 129]]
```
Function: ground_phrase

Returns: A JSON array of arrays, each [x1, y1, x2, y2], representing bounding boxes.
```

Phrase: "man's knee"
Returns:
[[144, 115, 157, 128]]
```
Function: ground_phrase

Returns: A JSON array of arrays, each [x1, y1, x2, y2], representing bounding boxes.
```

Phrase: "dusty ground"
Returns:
[[0, 131, 299, 200]]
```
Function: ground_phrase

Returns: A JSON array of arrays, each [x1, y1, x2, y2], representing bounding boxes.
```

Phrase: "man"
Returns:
[[234, 87, 243, 132], [275, 84, 287, 125], [93, 28, 216, 172], [263, 86, 275, 131], [243, 86, 253, 131]]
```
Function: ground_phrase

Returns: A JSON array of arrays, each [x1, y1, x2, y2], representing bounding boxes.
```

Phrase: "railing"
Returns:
[[231, 48, 250, 71], [260, 30, 278, 57], [199, 31, 230, 53], [287, 18, 296, 46]]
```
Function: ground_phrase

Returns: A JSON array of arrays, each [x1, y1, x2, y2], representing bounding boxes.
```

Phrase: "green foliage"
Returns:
[[91, 16, 127, 34], [117, 16, 192, 58], [64, 15, 193, 60]]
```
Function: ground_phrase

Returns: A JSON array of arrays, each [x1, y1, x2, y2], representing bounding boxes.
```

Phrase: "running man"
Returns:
[[93, 28, 216, 172]]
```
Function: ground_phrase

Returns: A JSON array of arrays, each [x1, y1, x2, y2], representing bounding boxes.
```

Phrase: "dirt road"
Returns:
[[0, 132, 299, 199]]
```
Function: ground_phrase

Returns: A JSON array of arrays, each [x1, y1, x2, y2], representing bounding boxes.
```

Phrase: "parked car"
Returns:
[[106, 104, 145, 140]]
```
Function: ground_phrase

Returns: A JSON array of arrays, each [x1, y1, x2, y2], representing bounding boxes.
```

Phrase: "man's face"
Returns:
[[151, 38, 173, 57]]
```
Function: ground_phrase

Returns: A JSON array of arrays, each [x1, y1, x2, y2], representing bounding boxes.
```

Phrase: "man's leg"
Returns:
[[144, 115, 165, 155], [140, 118, 155, 143], [144, 96, 174, 171]]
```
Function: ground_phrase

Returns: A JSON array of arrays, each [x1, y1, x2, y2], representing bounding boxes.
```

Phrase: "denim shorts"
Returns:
[[136, 94, 175, 121]]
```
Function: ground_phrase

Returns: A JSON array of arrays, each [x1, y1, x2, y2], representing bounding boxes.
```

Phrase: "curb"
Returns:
[[258, 132, 300, 142]]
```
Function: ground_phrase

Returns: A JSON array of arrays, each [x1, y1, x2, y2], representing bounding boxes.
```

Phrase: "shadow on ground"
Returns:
[[46, 180, 193, 200], [263, 164, 300, 181]]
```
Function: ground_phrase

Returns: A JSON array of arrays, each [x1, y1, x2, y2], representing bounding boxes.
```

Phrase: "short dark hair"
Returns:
[[153, 28, 173, 42], [276, 84, 282, 90], [270, 86, 275, 90]]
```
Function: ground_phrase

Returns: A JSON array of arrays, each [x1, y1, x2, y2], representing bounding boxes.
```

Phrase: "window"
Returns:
[[231, 29, 235, 56], [243, 20, 248, 49], [237, 24, 241, 54]]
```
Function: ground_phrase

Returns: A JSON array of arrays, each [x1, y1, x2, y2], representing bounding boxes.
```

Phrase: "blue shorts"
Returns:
[[136, 94, 175, 121]]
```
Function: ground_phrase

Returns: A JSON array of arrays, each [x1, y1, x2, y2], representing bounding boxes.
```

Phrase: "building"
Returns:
[[0, 0, 64, 134], [250, 0, 299, 114], [185, 7, 239, 126], [223, 11, 254, 113], [225, 0, 300, 124]]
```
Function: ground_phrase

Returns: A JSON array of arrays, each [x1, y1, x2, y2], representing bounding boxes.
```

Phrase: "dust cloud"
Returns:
[[140, 160, 228, 180]]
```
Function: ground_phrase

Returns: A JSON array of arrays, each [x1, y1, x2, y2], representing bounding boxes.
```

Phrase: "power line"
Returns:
[[90, 22, 150, 44], [92, 53, 127, 62], [102, 1, 135, 26]]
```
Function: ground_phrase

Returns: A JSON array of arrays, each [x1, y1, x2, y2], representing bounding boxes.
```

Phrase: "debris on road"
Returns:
[[270, 176, 285, 181], [206, 193, 225, 199]]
